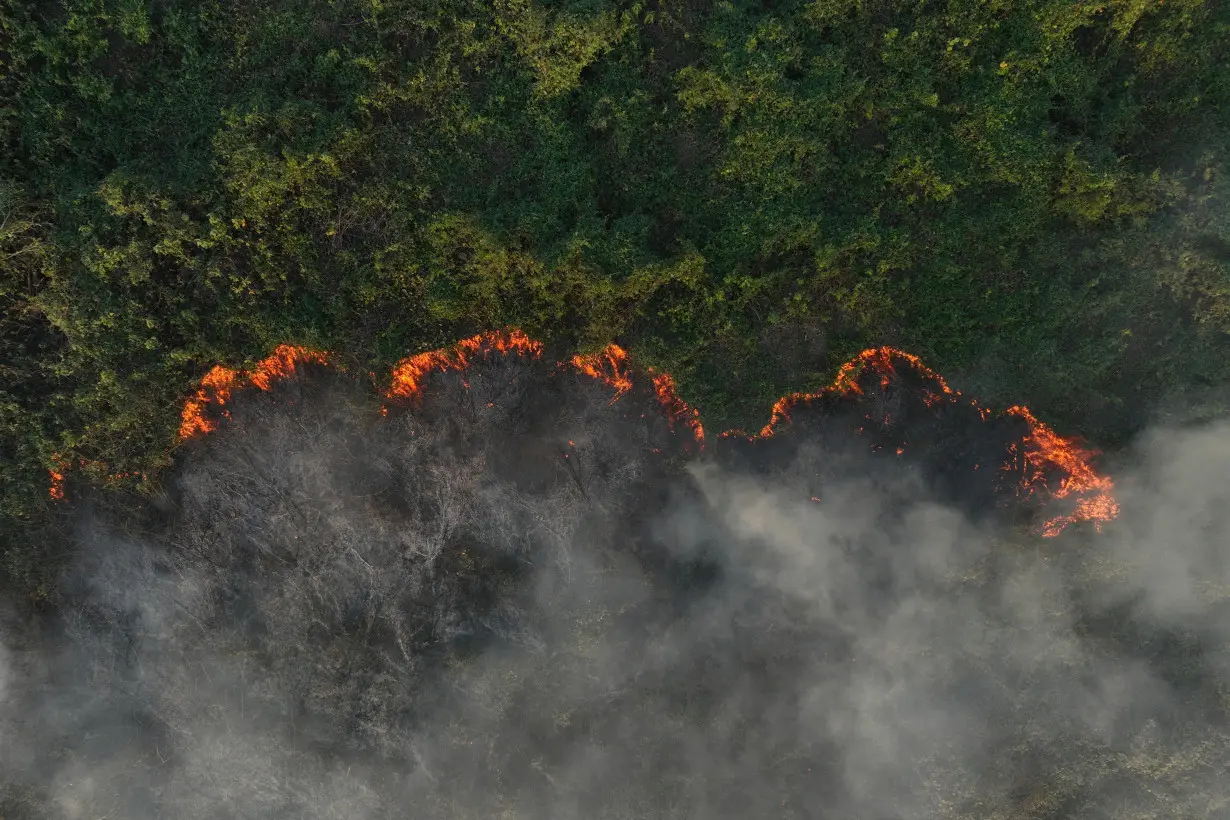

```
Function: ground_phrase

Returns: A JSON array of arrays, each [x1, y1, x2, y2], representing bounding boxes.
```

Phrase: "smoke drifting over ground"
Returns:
[[2, 348, 1228, 818]]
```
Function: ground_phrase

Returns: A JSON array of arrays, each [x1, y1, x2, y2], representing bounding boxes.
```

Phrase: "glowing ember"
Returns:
[[48, 467, 65, 501], [569, 344, 633, 402], [388, 329, 544, 402], [47, 455, 146, 502]]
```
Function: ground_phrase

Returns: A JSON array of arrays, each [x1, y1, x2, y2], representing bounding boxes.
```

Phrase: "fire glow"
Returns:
[[1004, 405, 1120, 537], [179, 345, 328, 439], [49, 331, 1119, 537], [570, 344, 634, 402], [47, 455, 147, 503], [387, 329, 544, 402]]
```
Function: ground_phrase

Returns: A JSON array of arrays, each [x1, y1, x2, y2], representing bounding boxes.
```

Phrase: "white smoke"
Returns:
[[0, 363, 1227, 818]]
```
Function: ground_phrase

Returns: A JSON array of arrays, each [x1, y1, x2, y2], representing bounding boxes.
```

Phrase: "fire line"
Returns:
[[48, 330, 1118, 537]]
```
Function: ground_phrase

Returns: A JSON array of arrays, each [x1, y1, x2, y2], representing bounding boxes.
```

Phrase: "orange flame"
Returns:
[[249, 344, 329, 391], [49, 332, 1119, 539], [731, 345, 1114, 536], [47, 344, 327, 501], [569, 344, 633, 402], [649, 370, 705, 447], [179, 364, 240, 439], [387, 329, 544, 402], [48, 467, 65, 501], [759, 346, 967, 437], [46, 455, 146, 502], [1004, 405, 1120, 537], [178, 344, 327, 440]]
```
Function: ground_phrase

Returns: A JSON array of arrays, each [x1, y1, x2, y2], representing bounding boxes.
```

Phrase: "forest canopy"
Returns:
[[1, 0, 1229, 589]]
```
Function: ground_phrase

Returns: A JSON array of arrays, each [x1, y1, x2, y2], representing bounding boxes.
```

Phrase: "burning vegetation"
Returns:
[[386, 329, 545, 403], [48, 331, 1118, 537], [1003, 405, 1121, 537], [178, 345, 329, 439], [14, 329, 1229, 820], [717, 345, 1119, 536]]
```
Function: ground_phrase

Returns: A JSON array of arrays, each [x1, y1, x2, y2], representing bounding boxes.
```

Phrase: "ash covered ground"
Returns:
[[2, 348, 1229, 819]]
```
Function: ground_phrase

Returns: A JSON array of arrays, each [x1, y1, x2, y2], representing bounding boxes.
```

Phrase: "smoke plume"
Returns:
[[1, 343, 1228, 818]]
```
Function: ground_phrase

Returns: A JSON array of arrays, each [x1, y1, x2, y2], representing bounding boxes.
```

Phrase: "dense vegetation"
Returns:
[[1, 0, 1229, 588]]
